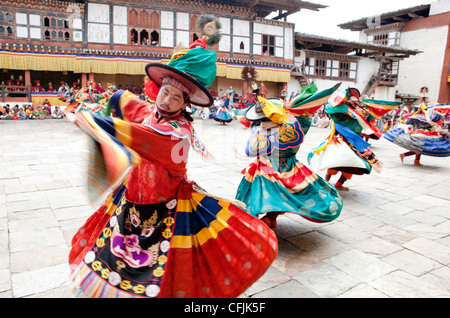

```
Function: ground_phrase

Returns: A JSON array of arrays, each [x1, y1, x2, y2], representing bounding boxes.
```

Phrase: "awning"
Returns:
[[219, 62, 291, 82], [0, 50, 76, 72], [1, 50, 291, 82]]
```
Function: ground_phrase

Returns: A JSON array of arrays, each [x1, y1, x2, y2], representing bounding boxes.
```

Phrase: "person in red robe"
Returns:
[[95, 82, 105, 93], [47, 82, 55, 92], [33, 80, 44, 92], [68, 34, 278, 298]]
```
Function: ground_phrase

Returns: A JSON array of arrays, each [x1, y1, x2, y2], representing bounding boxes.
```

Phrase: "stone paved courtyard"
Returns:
[[0, 116, 449, 298]]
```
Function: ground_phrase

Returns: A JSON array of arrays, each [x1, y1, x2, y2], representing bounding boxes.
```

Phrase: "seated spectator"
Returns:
[[43, 99, 51, 107], [15, 78, 24, 91], [58, 81, 68, 92], [6, 81, 15, 92], [317, 114, 330, 128], [96, 82, 105, 93], [34, 105, 44, 119], [42, 105, 52, 119], [12, 105, 19, 115], [6, 76, 14, 86], [16, 107, 27, 120], [25, 105, 33, 119], [52, 106, 64, 119], [47, 82, 56, 92], [0, 105, 6, 119], [3, 106, 14, 120], [33, 80, 45, 92]]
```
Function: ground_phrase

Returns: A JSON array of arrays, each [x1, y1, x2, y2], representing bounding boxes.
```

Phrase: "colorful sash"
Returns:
[[288, 83, 341, 116]]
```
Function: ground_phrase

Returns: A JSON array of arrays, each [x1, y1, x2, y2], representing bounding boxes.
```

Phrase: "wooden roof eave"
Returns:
[[295, 33, 421, 57], [337, 4, 431, 31], [209, 0, 327, 17]]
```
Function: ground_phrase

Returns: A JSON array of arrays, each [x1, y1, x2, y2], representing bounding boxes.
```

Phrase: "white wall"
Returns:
[[430, 0, 450, 15], [218, 17, 231, 52], [356, 57, 378, 93], [396, 25, 448, 104], [113, 5, 127, 44], [87, 3, 110, 43]]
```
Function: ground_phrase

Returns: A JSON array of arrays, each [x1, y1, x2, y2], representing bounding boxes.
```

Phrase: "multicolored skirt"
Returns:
[[384, 127, 450, 157], [213, 107, 233, 123], [69, 181, 278, 298], [235, 156, 342, 223], [307, 136, 373, 176]]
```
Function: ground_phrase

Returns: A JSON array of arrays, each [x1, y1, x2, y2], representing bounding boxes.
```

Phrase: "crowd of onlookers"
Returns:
[[3, 75, 144, 96], [0, 101, 64, 120], [3, 77, 79, 93], [311, 110, 331, 128]]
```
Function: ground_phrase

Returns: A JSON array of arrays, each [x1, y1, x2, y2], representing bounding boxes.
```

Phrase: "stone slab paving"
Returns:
[[0, 116, 449, 298]]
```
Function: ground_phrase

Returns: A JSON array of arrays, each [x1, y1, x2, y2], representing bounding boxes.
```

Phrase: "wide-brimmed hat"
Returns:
[[245, 96, 288, 124], [245, 100, 266, 121], [145, 41, 217, 107]]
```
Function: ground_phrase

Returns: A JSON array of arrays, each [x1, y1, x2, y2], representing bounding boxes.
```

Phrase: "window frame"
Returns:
[[262, 34, 275, 56]]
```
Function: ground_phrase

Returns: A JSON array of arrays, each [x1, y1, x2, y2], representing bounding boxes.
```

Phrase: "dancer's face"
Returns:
[[156, 85, 187, 116]]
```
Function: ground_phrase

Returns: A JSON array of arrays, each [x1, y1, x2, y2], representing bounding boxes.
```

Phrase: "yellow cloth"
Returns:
[[258, 96, 288, 124], [0, 50, 291, 81], [312, 121, 336, 155]]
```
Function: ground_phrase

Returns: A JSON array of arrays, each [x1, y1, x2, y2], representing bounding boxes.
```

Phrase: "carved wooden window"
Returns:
[[5, 13, 12, 23], [150, 11, 159, 28], [0, 12, 13, 38], [314, 59, 327, 76], [190, 15, 197, 31], [141, 11, 149, 26], [339, 61, 350, 78], [140, 29, 148, 45], [43, 15, 70, 41], [373, 33, 388, 45], [305, 53, 357, 80], [150, 30, 159, 45], [262, 35, 275, 56], [130, 28, 138, 44], [129, 9, 138, 26]]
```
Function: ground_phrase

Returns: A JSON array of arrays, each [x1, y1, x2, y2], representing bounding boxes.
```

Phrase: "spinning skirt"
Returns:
[[69, 181, 278, 298], [384, 128, 450, 157], [213, 108, 233, 123], [307, 136, 372, 175], [235, 156, 342, 223]]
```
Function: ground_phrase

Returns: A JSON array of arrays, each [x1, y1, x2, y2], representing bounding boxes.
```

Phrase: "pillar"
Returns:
[[24, 70, 31, 86], [242, 81, 248, 95], [81, 73, 87, 87]]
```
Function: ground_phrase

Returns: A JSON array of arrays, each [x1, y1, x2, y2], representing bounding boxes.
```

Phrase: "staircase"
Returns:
[[363, 74, 379, 97], [291, 65, 309, 87]]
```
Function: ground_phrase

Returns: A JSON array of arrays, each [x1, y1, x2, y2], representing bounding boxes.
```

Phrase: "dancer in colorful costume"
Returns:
[[307, 88, 384, 191], [67, 18, 277, 298], [212, 93, 233, 124], [357, 98, 401, 141], [384, 102, 450, 165], [59, 81, 115, 115], [236, 84, 262, 128], [235, 83, 343, 230]]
